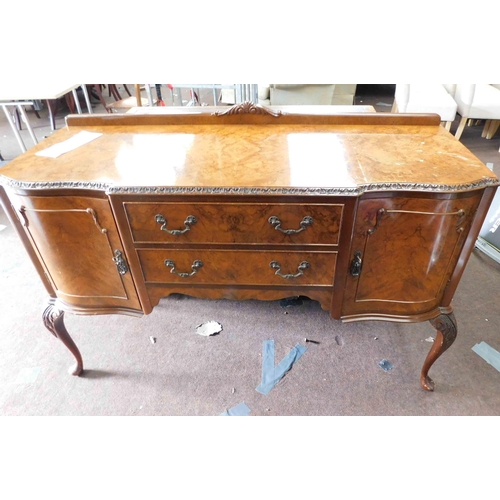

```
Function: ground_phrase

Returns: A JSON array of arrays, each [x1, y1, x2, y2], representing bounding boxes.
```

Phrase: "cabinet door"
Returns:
[[342, 193, 482, 319], [11, 193, 141, 313]]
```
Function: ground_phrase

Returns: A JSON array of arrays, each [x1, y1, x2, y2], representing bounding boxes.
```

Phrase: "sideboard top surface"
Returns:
[[1, 111, 498, 194]]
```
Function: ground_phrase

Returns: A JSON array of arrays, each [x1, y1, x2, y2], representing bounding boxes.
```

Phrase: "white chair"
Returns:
[[454, 84, 500, 140], [481, 84, 500, 139], [391, 84, 458, 131]]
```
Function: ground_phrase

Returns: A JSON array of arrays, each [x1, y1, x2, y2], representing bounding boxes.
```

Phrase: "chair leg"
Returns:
[[134, 84, 142, 107], [123, 84, 132, 97], [486, 120, 500, 139], [391, 101, 398, 113], [455, 116, 468, 140], [65, 93, 75, 114], [93, 85, 111, 113], [482, 120, 491, 137], [444, 121, 452, 131], [109, 84, 122, 101]]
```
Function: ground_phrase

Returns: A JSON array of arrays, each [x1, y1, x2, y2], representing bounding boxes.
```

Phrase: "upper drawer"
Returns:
[[124, 202, 343, 245]]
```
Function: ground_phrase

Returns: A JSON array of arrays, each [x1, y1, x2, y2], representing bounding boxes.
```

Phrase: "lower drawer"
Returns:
[[137, 249, 337, 286]]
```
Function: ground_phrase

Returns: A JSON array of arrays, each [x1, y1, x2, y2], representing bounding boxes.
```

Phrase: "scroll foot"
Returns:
[[43, 302, 83, 376], [421, 312, 457, 391]]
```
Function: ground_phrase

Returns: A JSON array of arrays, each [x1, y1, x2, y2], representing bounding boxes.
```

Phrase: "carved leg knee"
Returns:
[[43, 302, 83, 376], [421, 312, 457, 391]]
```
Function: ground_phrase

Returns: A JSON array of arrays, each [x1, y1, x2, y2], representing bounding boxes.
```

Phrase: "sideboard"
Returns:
[[1, 103, 498, 391]]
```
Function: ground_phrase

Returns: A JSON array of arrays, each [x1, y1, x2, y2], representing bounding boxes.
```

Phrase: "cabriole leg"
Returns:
[[421, 312, 457, 391], [42, 302, 83, 376]]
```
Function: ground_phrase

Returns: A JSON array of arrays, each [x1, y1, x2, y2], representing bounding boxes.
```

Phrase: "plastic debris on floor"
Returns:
[[15, 367, 41, 384], [378, 359, 394, 372], [472, 342, 500, 372], [256, 340, 307, 395], [220, 402, 251, 416], [196, 321, 223, 337], [304, 338, 320, 345]]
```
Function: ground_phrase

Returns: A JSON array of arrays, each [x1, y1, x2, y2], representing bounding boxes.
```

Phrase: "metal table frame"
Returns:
[[1, 101, 38, 153], [145, 84, 258, 106]]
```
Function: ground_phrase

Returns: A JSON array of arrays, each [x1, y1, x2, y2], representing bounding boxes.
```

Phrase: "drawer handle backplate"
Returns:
[[113, 250, 129, 275], [268, 215, 313, 235], [270, 260, 310, 280], [164, 259, 204, 278], [155, 214, 197, 236]]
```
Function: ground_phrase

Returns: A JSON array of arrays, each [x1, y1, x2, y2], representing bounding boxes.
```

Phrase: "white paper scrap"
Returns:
[[195, 321, 223, 337], [35, 131, 102, 158], [15, 367, 41, 384]]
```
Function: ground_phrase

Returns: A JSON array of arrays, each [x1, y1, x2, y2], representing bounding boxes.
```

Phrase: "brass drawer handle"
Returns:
[[270, 260, 310, 280], [155, 214, 197, 236], [164, 259, 203, 278], [268, 215, 313, 235]]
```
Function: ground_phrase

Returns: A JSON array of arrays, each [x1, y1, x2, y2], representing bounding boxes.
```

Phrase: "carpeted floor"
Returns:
[[1, 85, 499, 415]]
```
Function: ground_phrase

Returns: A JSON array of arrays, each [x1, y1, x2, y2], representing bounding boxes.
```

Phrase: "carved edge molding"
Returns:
[[1, 175, 499, 196], [212, 102, 285, 117]]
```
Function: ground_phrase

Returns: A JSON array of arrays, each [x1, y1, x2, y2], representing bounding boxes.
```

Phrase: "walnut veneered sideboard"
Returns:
[[1, 104, 498, 391]]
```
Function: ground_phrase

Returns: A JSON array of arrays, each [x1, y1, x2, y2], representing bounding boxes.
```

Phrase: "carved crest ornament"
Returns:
[[212, 101, 285, 117]]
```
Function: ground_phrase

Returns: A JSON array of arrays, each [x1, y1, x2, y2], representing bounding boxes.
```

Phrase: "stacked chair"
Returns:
[[392, 84, 500, 141]]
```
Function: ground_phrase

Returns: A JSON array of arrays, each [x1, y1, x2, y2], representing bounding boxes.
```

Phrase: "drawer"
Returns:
[[124, 202, 343, 245], [137, 249, 337, 286]]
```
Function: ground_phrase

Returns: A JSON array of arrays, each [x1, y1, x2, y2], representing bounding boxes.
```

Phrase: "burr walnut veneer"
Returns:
[[1, 104, 498, 391]]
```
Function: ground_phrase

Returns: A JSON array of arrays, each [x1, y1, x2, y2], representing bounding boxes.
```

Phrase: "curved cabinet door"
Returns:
[[342, 192, 483, 319], [10, 192, 141, 314]]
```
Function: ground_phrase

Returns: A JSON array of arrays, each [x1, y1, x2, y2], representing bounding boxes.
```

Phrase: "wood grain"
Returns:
[[124, 202, 343, 245], [137, 249, 337, 286], [341, 192, 482, 317], [0, 113, 496, 194], [8, 192, 141, 311]]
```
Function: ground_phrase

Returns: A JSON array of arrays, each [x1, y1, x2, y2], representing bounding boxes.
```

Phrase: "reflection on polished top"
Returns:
[[1, 110, 498, 194]]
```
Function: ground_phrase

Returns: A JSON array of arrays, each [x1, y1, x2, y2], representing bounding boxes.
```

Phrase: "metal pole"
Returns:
[[251, 84, 258, 103], [145, 84, 154, 106], [17, 105, 38, 145], [235, 84, 242, 104], [2, 105, 27, 153], [72, 89, 82, 114], [80, 84, 92, 113]]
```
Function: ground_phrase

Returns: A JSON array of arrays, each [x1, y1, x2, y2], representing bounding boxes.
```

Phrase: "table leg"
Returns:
[[72, 88, 82, 114], [17, 105, 38, 145], [46, 99, 56, 131], [421, 312, 457, 391], [43, 300, 83, 376], [145, 84, 154, 106], [81, 84, 93, 113], [1, 105, 27, 153]]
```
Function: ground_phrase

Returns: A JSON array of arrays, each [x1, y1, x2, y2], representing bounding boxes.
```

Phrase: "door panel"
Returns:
[[342, 193, 482, 317], [11, 194, 141, 312]]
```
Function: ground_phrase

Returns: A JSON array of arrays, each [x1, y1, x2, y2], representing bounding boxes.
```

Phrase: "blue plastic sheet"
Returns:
[[220, 402, 251, 416], [472, 342, 500, 373], [378, 359, 393, 372], [256, 340, 307, 395]]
